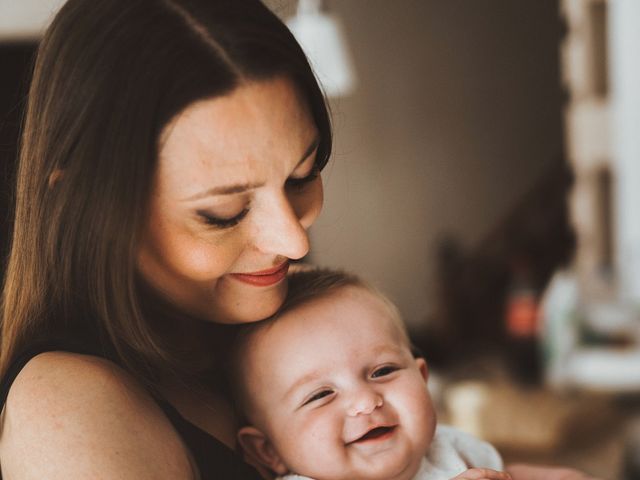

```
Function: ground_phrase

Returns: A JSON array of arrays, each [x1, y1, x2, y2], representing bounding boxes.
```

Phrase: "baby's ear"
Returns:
[[415, 357, 428, 382], [237, 426, 288, 476]]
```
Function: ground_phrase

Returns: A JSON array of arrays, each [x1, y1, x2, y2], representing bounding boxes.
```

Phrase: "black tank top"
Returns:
[[0, 342, 262, 480]]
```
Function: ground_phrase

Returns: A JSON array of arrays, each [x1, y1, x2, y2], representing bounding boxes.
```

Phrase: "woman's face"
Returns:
[[137, 77, 323, 324]]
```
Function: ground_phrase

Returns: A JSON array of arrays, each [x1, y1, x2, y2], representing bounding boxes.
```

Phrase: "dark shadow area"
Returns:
[[0, 42, 37, 280]]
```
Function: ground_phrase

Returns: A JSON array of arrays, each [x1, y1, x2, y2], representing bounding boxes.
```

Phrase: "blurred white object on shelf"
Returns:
[[566, 348, 640, 392], [584, 300, 640, 342], [540, 270, 640, 393], [539, 270, 580, 389]]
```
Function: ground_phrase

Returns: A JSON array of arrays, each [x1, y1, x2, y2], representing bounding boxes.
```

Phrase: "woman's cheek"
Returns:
[[179, 233, 245, 280], [297, 178, 324, 228]]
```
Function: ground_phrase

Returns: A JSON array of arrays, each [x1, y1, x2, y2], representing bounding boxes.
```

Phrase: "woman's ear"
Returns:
[[48, 169, 64, 188], [415, 357, 429, 382], [237, 426, 288, 476]]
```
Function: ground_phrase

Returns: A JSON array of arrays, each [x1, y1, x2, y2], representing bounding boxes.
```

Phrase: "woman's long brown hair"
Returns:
[[0, 0, 332, 388]]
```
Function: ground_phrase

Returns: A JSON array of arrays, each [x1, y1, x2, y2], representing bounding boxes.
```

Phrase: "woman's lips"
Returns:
[[229, 262, 290, 287]]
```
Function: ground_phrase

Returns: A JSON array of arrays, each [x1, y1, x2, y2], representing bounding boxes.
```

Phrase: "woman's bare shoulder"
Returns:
[[0, 351, 196, 479]]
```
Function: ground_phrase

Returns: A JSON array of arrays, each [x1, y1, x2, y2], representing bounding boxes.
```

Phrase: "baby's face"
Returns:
[[239, 286, 435, 480]]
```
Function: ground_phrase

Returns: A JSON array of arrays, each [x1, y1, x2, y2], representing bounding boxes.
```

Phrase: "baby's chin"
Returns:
[[372, 456, 424, 480], [337, 447, 425, 480]]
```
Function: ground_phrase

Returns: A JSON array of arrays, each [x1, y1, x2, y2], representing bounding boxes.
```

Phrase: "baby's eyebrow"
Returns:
[[370, 344, 406, 357], [283, 371, 322, 402]]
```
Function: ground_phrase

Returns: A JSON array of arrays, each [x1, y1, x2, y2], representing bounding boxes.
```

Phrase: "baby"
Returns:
[[230, 269, 509, 480]]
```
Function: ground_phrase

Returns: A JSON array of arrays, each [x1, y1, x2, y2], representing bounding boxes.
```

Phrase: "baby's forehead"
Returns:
[[315, 285, 409, 337]]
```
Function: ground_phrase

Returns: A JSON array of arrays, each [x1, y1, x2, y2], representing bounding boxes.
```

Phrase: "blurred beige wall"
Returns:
[[269, 0, 564, 329]]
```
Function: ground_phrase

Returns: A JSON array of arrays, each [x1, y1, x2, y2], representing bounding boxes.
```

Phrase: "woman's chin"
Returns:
[[208, 280, 288, 324]]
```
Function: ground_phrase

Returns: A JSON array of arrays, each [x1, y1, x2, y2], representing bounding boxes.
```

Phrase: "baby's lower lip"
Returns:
[[229, 263, 289, 287], [349, 426, 397, 444]]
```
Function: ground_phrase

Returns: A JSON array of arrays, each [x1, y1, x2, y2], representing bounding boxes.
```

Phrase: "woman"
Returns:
[[0, 0, 600, 478]]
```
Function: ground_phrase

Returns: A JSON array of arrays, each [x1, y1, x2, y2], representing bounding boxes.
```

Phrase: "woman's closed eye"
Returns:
[[197, 207, 249, 229], [286, 164, 320, 192]]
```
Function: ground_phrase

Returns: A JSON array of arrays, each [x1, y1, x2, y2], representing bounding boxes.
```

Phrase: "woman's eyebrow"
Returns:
[[184, 137, 320, 202], [184, 181, 264, 201], [296, 137, 320, 168]]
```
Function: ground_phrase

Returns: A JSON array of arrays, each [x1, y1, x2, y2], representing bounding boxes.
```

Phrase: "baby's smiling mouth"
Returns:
[[347, 425, 397, 445]]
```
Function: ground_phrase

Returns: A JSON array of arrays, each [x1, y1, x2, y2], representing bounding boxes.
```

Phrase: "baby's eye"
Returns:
[[371, 365, 399, 378], [302, 389, 334, 406]]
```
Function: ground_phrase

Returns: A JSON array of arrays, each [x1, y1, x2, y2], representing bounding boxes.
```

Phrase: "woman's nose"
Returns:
[[253, 192, 314, 260], [346, 387, 384, 417]]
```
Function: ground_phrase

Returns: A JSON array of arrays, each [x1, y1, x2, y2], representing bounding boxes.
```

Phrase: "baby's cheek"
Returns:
[[413, 392, 437, 448], [278, 414, 346, 477], [396, 379, 436, 440]]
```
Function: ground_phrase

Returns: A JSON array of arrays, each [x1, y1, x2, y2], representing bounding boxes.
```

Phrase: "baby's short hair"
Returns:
[[228, 268, 413, 422], [284, 268, 398, 318], [262, 267, 410, 346]]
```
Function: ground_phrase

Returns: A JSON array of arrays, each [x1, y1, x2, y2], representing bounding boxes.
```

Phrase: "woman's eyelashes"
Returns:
[[196, 163, 319, 229], [286, 163, 320, 191], [198, 207, 249, 229]]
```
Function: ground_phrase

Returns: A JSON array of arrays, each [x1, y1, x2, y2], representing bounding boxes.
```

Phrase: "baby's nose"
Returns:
[[346, 389, 384, 416]]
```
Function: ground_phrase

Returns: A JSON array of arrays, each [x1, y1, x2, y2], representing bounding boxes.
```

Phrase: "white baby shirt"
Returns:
[[278, 425, 503, 480]]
